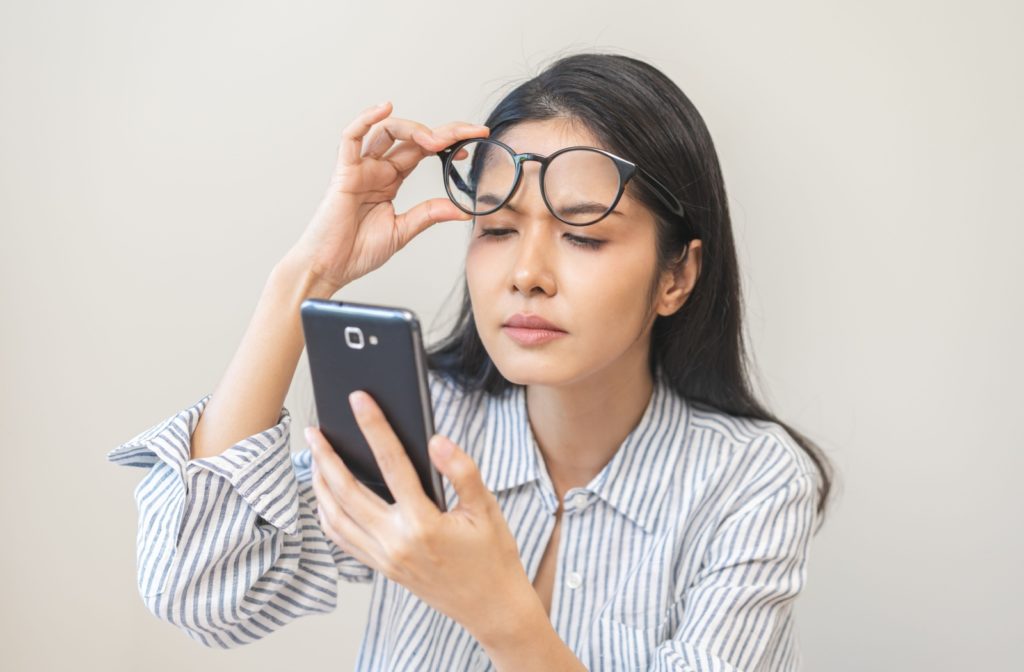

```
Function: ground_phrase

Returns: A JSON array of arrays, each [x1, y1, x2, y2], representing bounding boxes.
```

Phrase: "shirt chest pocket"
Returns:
[[591, 614, 669, 671], [599, 587, 674, 631], [597, 531, 677, 631], [590, 533, 679, 666], [591, 592, 681, 671]]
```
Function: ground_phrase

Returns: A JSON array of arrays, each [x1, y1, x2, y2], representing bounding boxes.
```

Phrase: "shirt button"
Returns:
[[571, 493, 588, 510], [566, 571, 583, 589]]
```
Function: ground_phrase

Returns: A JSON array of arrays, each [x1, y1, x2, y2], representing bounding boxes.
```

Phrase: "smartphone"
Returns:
[[299, 298, 446, 512]]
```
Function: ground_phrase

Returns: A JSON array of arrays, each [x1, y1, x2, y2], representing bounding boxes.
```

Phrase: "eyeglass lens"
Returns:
[[444, 139, 623, 225]]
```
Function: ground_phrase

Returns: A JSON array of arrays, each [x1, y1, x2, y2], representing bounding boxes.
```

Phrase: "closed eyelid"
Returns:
[[477, 228, 605, 250], [476, 222, 609, 244]]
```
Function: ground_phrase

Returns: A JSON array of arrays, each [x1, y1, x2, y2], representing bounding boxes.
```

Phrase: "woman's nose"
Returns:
[[512, 248, 555, 296], [510, 228, 558, 297], [495, 164, 558, 295]]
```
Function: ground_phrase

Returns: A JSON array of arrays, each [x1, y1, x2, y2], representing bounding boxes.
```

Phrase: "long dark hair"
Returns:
[[425, 52, 835, 526]]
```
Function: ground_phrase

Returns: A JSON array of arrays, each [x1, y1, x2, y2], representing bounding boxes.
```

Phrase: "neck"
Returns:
[[525, 349, 655, 499]]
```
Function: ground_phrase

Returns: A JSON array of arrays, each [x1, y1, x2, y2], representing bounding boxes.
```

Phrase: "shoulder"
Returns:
[[683, 401, 820, 507]]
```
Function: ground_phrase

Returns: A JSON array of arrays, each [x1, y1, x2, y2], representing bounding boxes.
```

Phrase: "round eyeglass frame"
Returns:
[[436, 137, 689, 228]]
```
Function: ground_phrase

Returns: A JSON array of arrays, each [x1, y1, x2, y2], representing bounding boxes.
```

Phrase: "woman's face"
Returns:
[[465, 118, 682, 387]]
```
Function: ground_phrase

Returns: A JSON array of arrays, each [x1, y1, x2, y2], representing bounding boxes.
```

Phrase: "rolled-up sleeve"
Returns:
[[107, 393, 375, 649], [649, 470, 820, 671]]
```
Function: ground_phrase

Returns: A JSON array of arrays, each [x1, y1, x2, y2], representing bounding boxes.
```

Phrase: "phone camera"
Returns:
[[344, 326, 365, 349]]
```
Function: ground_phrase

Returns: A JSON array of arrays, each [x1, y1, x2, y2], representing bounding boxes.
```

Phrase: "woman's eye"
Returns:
[[478, 228, 604, 250], [566, 235, 604, 249]]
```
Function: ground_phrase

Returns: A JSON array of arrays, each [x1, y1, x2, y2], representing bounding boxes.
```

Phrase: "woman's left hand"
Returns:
[[305, 390, 537, 646]]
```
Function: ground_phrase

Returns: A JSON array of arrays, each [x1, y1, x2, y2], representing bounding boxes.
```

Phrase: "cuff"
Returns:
[[106, 394, 300, 535]]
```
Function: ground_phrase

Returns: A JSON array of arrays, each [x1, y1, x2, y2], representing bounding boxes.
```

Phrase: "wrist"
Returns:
[[474, 590, 585, 671], [472, 583, 547, 652], [271, 251, 341, 301]]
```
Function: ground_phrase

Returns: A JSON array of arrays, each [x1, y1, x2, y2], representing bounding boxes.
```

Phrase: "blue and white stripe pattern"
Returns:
[[108, 364, 821, 670]]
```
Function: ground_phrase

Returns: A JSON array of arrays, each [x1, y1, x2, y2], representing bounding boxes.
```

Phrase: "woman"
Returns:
[[108, 53, 834, 670]]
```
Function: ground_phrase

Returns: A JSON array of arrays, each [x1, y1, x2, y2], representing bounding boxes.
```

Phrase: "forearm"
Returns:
[[476, 593, 588, 672], [136, 458, 341, 648], [190, 252, 339, 459]]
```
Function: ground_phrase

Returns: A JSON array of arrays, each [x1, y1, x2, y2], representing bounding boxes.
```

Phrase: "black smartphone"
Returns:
[[299, 298, 446, 512]]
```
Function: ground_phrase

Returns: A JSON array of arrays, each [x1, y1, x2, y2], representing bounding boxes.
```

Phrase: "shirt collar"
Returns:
[[477, 366, 690, 534]]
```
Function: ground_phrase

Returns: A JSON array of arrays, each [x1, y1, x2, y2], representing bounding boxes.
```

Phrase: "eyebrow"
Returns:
[[476, 193, 623, 218]]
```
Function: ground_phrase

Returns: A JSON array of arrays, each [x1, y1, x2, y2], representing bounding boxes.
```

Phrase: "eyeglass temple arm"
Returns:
[[638, 167, 687, 220]]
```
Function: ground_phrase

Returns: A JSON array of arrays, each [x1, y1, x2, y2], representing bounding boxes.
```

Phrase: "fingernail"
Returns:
[[349, 390, 367, 412], [430, 435, 454, 459], [376, 101, 389, 108], [304, 426, 314, 444]]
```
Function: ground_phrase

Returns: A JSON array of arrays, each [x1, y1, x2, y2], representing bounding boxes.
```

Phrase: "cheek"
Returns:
[[464, 246, 486, 301], [563, 269, 648, 331], [465, 246, 497, 333]]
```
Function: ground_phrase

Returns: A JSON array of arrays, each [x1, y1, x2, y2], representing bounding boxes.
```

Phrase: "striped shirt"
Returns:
[[107, 364, 821, 670]]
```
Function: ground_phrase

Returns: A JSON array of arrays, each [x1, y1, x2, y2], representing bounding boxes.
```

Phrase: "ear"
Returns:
[[655, 239, 703, 318]]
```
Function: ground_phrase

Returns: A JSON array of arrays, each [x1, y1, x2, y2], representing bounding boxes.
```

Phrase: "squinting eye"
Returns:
[[477, 228, 605, 250], [565, 234, 604, 250]]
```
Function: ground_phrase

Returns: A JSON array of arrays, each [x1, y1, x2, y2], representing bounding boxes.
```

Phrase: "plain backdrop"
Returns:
[[2, 1, 1021, 670]]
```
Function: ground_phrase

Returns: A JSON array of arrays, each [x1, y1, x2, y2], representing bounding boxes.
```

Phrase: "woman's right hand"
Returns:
[[286, 101, 490, 294]]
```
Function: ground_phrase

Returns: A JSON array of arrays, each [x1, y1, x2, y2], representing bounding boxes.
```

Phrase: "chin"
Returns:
[[489, 349, 575, 387]]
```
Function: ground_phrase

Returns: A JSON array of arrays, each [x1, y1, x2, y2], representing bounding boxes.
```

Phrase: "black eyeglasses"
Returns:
[[436, 137, 688, 229]]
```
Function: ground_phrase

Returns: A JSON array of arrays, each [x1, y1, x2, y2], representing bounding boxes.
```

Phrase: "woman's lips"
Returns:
[[502, 326, 568, 346]]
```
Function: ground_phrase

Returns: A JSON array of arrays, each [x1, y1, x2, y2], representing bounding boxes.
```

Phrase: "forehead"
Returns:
[[493, 118, 606, 156]]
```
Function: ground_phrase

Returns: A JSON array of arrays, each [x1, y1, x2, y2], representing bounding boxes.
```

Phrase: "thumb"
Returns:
[[429, 434, 490, 507], [394, 197, 472, 243]]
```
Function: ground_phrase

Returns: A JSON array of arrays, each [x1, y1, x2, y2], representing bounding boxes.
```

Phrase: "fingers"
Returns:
[[383, 121, 490, 177], [395, 198, 473, 243], [361, 124, 397, 160], [409, 121, 491, 154], [346, 114, 440, 165], [305, 425, 389, 529], [428, 435, 495, 511], [349, 391, 437, 515], [311, 465, 385, 566], [339, 102, 394, 166], [353, 112, 489, 174]]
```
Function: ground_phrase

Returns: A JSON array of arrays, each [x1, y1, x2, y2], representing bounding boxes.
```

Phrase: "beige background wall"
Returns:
[[2, 1, 1020, 669]]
